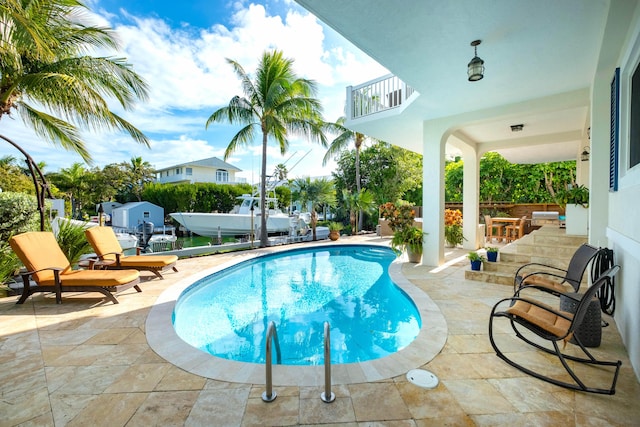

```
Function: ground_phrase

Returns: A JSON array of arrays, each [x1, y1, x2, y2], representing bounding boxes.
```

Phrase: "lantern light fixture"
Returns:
[[581, 146, 590, 162], [468, 40, 485, 81]]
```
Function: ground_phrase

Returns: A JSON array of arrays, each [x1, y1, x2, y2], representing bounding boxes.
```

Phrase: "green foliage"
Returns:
[[328, 221, 344, 231], [54, 220, 93, 265], [0, 0, 149, 163], [485, 246, 499, 253], [0, 192, 39, 241], [0, 239, 20, 285], [444, 225, 464, 247], [444, 152, 579, 203], [467, 251, 485, 262], [342, 189, 377, 234], [391, 225, 426, 254], [556, 184, 589, 208], [333, 142, 422, 230], [379, 201, 416, 232]]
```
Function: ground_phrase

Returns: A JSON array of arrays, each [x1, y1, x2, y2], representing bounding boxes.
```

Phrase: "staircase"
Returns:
[[465, 226, 588, 286]]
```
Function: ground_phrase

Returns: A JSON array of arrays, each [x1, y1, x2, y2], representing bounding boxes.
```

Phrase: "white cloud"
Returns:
[[0, 1, 386, 180]]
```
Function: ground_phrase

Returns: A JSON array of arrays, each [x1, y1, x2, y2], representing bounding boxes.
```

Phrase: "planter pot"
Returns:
[[407, 248, 422, 263], [565, 204, 588, 235], [486, 251, 498, 262], [470, 260, 482, 271], [329, 230, 340, 241]]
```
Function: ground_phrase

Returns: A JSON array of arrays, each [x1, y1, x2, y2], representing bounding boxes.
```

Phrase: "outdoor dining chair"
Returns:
[[484, 215, 505, 244]]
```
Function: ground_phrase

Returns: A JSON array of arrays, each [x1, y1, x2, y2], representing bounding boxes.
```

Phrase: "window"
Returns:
[[143, 211, 150, 218], [216, 169, 229, 182], [611, 68, 620, 192], [630, 62, 640, 168], [186, 167, 192, 176], [175, 167, 181, 175]]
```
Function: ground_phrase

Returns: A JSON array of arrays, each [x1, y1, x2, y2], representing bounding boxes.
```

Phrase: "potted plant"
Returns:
[[391, 225, 426, 263], [444, 208, 464, 247], [467, 251, 485, 271], [485, 246, 499, 262], [328, 221, 344, 241], [560, 184, 589, 235]]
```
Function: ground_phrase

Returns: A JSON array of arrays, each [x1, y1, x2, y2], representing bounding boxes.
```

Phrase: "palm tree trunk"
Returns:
[[260, 132, 269, 247]]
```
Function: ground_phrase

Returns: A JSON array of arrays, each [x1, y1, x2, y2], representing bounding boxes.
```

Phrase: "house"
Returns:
[[111, 201, 164, 230], [155, 157, 245, 185], [295, 0, 640, 381]]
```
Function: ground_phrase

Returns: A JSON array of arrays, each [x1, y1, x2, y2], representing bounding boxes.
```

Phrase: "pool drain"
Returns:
[[406, 369, 439, 389]]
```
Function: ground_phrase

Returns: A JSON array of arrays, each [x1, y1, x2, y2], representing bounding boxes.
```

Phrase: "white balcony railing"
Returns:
[[346, 74, 416, 120]]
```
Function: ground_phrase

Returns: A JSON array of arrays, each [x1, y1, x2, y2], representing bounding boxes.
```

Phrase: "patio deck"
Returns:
[[1, 235, 638, 426]]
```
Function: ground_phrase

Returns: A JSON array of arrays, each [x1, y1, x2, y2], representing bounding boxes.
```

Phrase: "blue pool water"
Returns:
[[173, 245, 421, 365]]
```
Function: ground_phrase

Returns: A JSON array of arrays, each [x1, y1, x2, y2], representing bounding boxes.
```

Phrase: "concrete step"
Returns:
[[469, 225, 588, 287]]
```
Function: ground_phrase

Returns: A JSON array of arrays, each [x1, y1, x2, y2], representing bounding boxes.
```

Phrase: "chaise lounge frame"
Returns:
[[85, 227, 178, 279], [10, 231, 141, 305]]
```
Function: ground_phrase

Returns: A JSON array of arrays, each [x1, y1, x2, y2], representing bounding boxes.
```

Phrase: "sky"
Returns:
[[0, 0, 388, 184]]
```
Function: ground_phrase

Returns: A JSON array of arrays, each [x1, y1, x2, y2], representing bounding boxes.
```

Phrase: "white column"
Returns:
[[422, 124, 447, 266], [462, 147, 480, 249]]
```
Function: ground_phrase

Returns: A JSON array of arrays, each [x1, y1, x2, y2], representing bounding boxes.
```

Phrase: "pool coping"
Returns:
[[146, 241, 447, 386]]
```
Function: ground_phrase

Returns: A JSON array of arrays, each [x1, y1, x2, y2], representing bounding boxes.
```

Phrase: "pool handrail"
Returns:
[[321, 321, 336, 403], [262, 320, 281, 402]]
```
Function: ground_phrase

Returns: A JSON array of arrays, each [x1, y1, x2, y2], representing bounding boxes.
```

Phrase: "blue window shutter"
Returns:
[[610, 67, 620, 192]]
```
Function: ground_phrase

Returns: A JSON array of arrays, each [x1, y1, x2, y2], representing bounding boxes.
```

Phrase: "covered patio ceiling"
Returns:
[[296, 0, 607, 164]]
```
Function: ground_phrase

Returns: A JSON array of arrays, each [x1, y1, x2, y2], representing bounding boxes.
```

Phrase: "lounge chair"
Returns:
[[9, 231, 141, 304], [84, 227, 178, 279], [513, 243, 604, 299], [489, 265, 621, 394]]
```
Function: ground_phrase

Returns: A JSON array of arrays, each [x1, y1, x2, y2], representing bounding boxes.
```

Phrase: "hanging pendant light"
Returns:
[[468, 40, 485, 81]]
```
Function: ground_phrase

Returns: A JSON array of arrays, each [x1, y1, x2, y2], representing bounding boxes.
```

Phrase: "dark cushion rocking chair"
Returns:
[[490, 265, 621, 394], [513, 243, 605, 299]]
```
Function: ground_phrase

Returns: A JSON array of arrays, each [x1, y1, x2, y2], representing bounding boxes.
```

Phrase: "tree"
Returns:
[[206, 50, 328, 247], [342, 189, 376, 234], [121, 157, 155, 202], [291, 177, 336, 240], [0, 0, 150, 163], [324, 117, 380, 231], [0, 0, 149, 228], [49, 162, 88, 218]]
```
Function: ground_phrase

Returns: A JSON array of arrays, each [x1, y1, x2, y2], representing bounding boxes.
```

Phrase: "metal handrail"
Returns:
[[320, 321, 335, 403], [262, 321, 281, 402]]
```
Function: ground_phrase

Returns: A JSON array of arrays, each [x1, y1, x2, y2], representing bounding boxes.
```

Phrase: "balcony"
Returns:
[[346, 74, 417, 120]]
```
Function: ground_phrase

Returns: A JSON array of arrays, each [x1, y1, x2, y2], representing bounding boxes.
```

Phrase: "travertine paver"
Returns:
[[0, 235, 639, 427]]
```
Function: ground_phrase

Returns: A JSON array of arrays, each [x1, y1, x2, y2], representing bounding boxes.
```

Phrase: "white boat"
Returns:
[[170, 194, 307, 237]]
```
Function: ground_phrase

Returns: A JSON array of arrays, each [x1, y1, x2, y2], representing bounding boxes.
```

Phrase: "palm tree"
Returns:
[[206, 50, 328, 247], [0, 0, 149, 229], [342, 189, 376, 235], [0, 0, 150, 163], [292, 177, 336, 241], [53, 162, 88, 218], [124, 156, 155, 201], [324, 117, 380, 231]]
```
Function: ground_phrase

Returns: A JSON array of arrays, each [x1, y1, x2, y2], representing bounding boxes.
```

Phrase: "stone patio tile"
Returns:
[[185, 387, 251, 426], [242, 395, 300, 426], [443, 379, 516, 415], [126, 390, 200, 426], [349, 382, 412, 422], [155, 365, 208, 391], [104, 363, 171, 393]]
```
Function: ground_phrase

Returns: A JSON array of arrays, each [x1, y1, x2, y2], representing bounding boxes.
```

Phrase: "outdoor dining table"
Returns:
[[490, 217, 521, 242]]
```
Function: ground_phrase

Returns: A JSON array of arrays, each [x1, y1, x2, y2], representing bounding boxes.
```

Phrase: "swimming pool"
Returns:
[[173, 245, 421, 365]]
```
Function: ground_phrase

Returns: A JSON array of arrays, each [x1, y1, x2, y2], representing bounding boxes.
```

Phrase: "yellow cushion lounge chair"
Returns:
[[9, 232, 141, 304], [85, 227, 178, 279]]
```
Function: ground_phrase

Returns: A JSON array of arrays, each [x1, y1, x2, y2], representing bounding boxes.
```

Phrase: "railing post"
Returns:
[[262, 321, 280, 402], [320, 321, 335, 403]]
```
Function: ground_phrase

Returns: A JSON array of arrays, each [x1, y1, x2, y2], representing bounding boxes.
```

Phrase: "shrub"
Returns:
[[0, 192, 39, 242]]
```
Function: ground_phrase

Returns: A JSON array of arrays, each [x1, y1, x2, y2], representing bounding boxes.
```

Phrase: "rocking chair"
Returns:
[[489, 265, 621, 394], [513, 243, 604, 299]]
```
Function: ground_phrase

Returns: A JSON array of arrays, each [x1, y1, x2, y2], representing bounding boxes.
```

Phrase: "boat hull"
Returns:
[[170, 212, 296, 237]]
